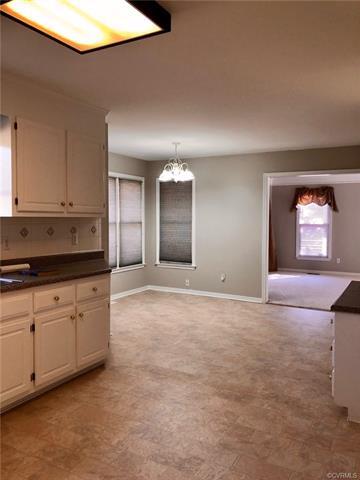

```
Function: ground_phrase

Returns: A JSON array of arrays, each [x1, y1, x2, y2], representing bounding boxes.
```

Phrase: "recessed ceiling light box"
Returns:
[[0, 0, 171, 53]]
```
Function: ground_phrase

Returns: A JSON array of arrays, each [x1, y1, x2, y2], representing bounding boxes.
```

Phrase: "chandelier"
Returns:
[[159, 142, 194, 183]]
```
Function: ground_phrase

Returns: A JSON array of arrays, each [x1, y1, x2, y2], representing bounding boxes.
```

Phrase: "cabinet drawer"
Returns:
[[1, 294, 32, 321], [34, 285, 75, 313], [77, 278, 109, 302]]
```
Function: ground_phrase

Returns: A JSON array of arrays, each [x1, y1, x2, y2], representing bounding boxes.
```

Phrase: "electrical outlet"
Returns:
[[71, 232, 79, 246], [336, 258, 341, 264], [3, 236, 10, 250], [185, 279, 190, 287], [220, 273, 226, 282]]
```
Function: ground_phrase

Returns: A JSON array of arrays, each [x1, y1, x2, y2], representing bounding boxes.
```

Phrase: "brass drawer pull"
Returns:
[[70, 315, 75, 320], [92, 287, 98, 292], [69, 201, 74, 207], [79, 312, 84, 318], [60, 201, 65, 206], [54, 296, 60, 302]]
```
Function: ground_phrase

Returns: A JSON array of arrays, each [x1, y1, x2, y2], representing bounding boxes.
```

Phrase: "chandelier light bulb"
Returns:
[[159, 142, 194, 183]]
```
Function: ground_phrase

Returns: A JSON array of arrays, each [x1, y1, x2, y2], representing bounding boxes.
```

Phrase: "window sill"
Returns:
[[155, 263, 197, 270], [296, 256, 331, 262], [112, 264, 145, 274]]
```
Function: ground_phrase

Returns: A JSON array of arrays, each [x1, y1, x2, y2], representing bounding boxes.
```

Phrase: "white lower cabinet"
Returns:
[[0, 274, 110, 410], [333, 311, 360, 423], [34, 307, 76, 387], [0, 317, 33, 403], [77, 300, 109, 369]]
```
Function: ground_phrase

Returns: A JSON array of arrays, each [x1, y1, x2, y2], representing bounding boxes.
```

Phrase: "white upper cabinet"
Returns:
[[0, 116, 106, 217], [67, 132, 105, 214], [16, 118, 66, 213]]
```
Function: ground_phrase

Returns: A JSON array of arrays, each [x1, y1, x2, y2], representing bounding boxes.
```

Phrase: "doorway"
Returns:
[[262, 170, 360, 310]]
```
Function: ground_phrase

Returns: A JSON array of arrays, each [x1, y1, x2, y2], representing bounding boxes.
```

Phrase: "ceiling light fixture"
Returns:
[[159, 143, 194, 183], [0, 0, 171, 54]]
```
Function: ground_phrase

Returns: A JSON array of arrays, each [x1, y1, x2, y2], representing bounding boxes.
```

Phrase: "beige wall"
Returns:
[[144, 146, 360, 299], [272, 183, 360, 274], [108, 152, 148, 296]]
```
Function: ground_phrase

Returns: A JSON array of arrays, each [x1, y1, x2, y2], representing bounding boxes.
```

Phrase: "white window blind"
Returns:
[[108, 176, 144, 270], [159, 180, 193, 264], [296, 203, 331, 259]]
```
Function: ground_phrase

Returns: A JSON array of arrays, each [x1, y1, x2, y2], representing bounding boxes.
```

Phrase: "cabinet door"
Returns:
[[77, 300, 109, 368], [0, 318, 33, 404], [34, 308, 76, 387], [67, 132, 105, 214], [16, 118, 66, 213]]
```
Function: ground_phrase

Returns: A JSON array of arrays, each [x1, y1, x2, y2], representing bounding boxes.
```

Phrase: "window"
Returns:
[[108, 174, 144, 271], [156, 180, 195, 268], [296, 203, 332, 260]]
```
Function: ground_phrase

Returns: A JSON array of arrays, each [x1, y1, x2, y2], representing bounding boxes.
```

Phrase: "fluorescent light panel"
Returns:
[[0, 0, 170, 53]]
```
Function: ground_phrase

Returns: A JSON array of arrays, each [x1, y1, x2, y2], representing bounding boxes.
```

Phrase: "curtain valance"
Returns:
[[290, 186, 338, 212]]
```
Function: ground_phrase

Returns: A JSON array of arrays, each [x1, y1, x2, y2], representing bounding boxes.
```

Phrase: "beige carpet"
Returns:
[[268, 271, 360, 311]]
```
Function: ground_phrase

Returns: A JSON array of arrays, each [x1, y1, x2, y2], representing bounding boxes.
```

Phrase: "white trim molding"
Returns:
[[154, 263, 197, 270], [111, 285, 261, 304], [112, 264, 146, 274], [278, 268, 360, 278], [111, 286, 149, 301]]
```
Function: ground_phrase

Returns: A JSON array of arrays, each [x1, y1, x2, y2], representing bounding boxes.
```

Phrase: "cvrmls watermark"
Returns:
[[327, 474, 358, 479]]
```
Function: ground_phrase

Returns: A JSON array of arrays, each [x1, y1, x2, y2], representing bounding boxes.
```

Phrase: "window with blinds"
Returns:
[[108, 175, 144, 270], [158, 180, 193, 265]]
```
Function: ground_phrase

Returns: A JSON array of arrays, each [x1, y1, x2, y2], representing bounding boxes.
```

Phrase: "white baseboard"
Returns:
[[111, 285, 262, 304], [278, 268, 360, 277], [111, 286, 149, 301]]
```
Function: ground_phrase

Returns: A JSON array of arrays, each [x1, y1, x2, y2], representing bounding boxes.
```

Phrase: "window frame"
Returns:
[[295, 204, 332, 261], [108, 172, 145, 273], [155, 178, 196, 270]]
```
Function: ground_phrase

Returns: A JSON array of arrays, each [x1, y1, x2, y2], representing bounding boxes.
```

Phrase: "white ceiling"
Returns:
[[1, 1, 360, 160]]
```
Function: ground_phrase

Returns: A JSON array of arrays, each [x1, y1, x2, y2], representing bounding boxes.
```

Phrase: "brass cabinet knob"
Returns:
[[92, 287, 98, 292], [54, 295, 60, 301], [79, 312, 84, 318], [69, 201, 74, 207], [60, 201, 65, 206], [70, 315, 75, 320]]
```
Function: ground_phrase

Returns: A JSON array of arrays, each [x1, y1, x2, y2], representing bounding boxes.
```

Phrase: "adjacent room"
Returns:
[[267, 173, 360, 311], [1, 2, 360, 480]]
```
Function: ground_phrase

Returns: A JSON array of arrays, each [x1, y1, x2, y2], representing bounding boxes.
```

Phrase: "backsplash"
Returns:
[[0, 217, 101, 260]]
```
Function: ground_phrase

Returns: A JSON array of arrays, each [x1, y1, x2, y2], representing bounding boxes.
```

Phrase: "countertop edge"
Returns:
[[330, 280, 360, 315], [1, 268, 111, 293]]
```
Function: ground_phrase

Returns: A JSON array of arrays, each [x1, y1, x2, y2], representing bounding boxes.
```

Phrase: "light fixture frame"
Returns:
[[0, 0, 171, 54]]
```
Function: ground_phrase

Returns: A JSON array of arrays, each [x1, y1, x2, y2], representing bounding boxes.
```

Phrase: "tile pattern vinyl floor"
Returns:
[[1, 291, 360, 480]]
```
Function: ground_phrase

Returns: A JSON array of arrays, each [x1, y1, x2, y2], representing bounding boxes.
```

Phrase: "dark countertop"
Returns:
[[0, 251, 111, 293], [331, 281, 360, 314]]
